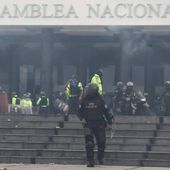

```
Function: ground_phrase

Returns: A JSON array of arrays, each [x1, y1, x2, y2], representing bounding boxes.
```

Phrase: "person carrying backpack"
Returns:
[[36, 91, 49, 115], [65, 75, 83, 115]]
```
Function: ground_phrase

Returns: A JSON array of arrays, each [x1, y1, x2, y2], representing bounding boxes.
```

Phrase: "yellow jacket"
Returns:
[[91, 74, 103, 95], [65, 81, 83, 99], [20, 99, 32, 107]]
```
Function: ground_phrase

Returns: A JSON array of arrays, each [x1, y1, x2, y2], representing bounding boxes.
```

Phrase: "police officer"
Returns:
[[65, 75, 83, 115], [91, 69, 103, 95], [160, 81, 170, 115], [113, 81, 125, 114], [11, 92, 20, 113], [20, 93, 32, 114], [78, 83, 113, 167], [36, 91, 49, 114], [122, 81, 137, 114]]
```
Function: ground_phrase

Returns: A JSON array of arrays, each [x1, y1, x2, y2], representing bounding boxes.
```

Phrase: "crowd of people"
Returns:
[[0, 69, 169, 117], [0, 90, 50, 115]]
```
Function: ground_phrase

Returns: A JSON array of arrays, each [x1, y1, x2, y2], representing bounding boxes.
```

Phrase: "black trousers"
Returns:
[[68, 96, 79, 114], [84, 125, 106, 162], [39, 107, 49, 115]]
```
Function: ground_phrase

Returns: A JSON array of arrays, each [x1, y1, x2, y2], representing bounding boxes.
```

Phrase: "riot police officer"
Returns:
[[122, 81, 137, 114], [113, 81, 125, 114], [78, 83, 113, 167], [160, 81, 170, 115], [36, 91, 49, 114]]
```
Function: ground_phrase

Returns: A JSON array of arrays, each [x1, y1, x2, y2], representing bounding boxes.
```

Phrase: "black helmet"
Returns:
[[96, 69, 103, 77], [84, 83, 99, 98], [40, 91, 46, 96]]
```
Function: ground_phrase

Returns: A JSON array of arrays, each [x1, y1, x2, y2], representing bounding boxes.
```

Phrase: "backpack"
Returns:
[[69, 79, 79, 95], [16, 97, 20, 105]]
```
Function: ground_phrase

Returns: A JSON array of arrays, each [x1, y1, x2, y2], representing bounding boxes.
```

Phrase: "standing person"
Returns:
[[78, 83, 113, 167], [113, 81, 125, 114], [11, 92, 20, 113], [122, 81, 137, 115], [160, 81, 170, 115], [0, 87, 8, 114], [65, 75, 83, 115], [20, 93, 32, 114], [36, 91, 49, 114], [91, 69, 103, 95]]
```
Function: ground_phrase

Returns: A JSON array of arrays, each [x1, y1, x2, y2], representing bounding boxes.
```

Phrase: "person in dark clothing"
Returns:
[[113, 81, 125, 114], [65, 75, 83, 115], [160, 81, 170, 115], [36, 91, 49, 114], [122, 81, 137, 114], [78, 83, 113, 167]]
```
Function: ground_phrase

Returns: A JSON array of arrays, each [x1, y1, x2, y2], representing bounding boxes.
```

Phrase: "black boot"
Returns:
[[64, 114, 69, 121], [98, 159, 104, 165], [87, 160, 95, 167]]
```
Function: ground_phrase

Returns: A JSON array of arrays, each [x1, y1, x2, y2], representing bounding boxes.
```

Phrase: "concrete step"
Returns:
[[0, 134, 152, 144], [0, 121, 62, 128], [0, 134, 49, 142], [107, 115, 159, 124], [147, 152, 170, 159], [0, 141, 148, 151], [0, 127, 58, 135], [0, 127, 157, 137], [56, 128, 155, 137], [151, 145, 170, 152], [0, 156, 140, 166], [0, 113, 64, 121], [0, 156, 170, 167], [51, 135, 153, 145], [0, 149, 145, 159], [154, 137, 170, 145], [64, 122, 157, 130], [0, 113, 80, 122], [157, 130, 170, 137], [160, 124, 170, 130], [0, 114, 160, 123], [0, 121, 158, 131]]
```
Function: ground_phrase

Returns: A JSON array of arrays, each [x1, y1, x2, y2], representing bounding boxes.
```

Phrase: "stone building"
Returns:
[[0, 26, 169, 99]]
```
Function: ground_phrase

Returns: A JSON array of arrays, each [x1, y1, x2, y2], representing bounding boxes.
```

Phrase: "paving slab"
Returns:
[[0, 164, 170, 170]]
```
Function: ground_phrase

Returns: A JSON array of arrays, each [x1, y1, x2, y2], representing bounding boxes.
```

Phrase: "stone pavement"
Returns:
[[0, 164, 170, 170]]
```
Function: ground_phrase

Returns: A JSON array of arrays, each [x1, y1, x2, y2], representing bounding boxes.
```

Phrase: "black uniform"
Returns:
[[78, 84, 113, 167]]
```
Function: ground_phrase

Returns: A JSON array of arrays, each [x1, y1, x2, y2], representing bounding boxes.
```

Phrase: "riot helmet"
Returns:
[[26, 92, 31, 98], [40, 91, 46, 97], [126, 81, 134, 91], [84, 83, 99, 98], [96, 69, 103, 78], [164, 81, 170, 91], [116, 81, 124, 90]]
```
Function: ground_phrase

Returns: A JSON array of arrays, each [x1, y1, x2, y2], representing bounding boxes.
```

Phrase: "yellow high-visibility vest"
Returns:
[[91, 74, 103, 95]]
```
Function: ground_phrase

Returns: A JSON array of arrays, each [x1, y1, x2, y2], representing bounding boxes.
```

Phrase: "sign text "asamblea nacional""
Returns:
[[0, 0, 170, 25]]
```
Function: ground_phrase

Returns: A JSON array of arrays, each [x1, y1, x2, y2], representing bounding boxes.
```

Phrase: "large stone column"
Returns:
[[119, 29, 134, 82], [78, 56, 87, 85], [41, 28, 53, 95], [8, 45, 20, 94]]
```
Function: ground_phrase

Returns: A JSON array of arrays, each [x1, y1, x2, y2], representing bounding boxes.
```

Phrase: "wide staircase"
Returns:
[[0, 113, 170, 167]]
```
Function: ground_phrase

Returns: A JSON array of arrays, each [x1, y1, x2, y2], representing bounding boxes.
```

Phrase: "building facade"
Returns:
[[0, 26, 170, 99]]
